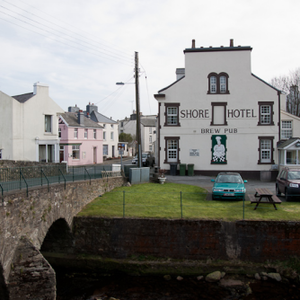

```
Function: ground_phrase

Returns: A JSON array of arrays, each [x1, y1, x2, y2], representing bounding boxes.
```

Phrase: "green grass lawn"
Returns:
[[78, 182, 300, 221]]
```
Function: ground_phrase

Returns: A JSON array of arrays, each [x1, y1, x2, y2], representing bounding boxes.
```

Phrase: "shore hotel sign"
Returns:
[[180, 107, 257, 134], [180, 108, 257, 119]]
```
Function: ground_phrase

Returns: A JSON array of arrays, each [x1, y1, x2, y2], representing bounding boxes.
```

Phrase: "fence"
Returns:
[[83, 190, 259, 221], [0, 164, 121, 197]]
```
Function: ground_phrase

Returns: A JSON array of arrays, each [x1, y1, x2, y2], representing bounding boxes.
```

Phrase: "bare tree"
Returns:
[[271, 68, 300, 116]]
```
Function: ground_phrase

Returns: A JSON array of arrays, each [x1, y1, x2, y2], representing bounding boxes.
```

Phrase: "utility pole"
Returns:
[[135, 51, 142, 168]]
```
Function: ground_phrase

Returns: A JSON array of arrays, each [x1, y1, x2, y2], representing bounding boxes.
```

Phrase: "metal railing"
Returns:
[[0, 164, 118, 195]]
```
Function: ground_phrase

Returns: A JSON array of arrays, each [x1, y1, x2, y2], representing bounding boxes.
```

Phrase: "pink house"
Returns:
[[59, 111, 103, 166]]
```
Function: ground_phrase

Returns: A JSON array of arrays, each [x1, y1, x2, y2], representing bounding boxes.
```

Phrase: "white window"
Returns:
[[103, 131, 106, 140], [260, 105, 271, 124], [149, 145, 152, 151], [167, 139, 178, 162], [149, 136, 152, 143], [149, 127, 152, 134], [210, 76, 217, 93], [93, 129, 97, 139], [260, 139, 271, 163], [74, 128, 78, 139], [111, 132, 114, 140], [84, 129, 88, 139], [167, 107, 178, 125], [45, 115, 52, 133], [103, 145, 108, 155], [220, 76, 227, 93], [58, 127, 61, 138], [72, 145, 80, 159], [281, 121, 292, 139]]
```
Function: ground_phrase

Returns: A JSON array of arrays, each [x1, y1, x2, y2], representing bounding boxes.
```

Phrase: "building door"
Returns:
[[93, 147, 97, 164], [60, 146, 64, 162], [112, 145, 115, 158]]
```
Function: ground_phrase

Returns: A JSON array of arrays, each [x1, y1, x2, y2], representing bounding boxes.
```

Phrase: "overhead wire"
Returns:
[[13, 0, 132, 61], [0, 0, 133, 66]]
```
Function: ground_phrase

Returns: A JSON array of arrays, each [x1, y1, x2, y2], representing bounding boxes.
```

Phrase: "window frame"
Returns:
[[258, 136, 274, 164], [207, 72, 229, 94], [74, 128, 78, 139], [110, 132, 114, 140], [45, 115, 52, 133], [281, 120, 293, 139], [258, 102, 274, 126], [164, 103, 180, 127], [164, 136, 180, 164], [72, 145, 80, 160], [211, 102, 228, 126], [84, 129, 88, 139], [93, 129, 97, 139]]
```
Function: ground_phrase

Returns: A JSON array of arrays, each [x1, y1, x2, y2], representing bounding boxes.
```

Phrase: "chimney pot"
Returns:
[[192, 39, 195, 48], [230, 39, 234, 47]]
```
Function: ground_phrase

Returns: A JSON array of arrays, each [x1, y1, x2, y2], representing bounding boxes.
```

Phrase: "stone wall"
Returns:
[[73, 218, 300, 262], [0, 160, 67, 181], [0, 176, 125, 299]]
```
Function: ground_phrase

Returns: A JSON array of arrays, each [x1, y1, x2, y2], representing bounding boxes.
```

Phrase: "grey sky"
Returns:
[[0, 0, 299, 120]]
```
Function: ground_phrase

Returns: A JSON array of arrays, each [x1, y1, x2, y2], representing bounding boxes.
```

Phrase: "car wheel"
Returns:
[[212, 194, 216, 200], [276, 185, 281, 196], [285, 189, 290, 201]]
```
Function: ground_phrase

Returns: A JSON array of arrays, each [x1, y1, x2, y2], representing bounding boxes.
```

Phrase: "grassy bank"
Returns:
[[78, 182, 300, 221]]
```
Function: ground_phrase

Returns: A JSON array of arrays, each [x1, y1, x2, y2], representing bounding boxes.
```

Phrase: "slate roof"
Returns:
[[90, 111, 117, 124], [12, 92, 35, 103], [277, 138, 300, 149], [140, 118, 156, 127], [60, 112, 102, 128]]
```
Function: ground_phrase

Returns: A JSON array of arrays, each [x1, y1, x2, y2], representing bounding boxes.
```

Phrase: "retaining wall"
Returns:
[[73, 218, 300, 262]]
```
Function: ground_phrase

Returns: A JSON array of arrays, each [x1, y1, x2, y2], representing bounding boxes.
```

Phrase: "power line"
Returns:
[[13, 0, 133, 61], [0, 2, 133, 66]]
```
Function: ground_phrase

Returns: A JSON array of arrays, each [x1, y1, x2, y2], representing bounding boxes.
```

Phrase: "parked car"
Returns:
[[276, 167, 300, 201], [143, 152, 155, 167], [211, 172, 247, 200], [131, 153, 155, 167], [132, 155, 138, 164]]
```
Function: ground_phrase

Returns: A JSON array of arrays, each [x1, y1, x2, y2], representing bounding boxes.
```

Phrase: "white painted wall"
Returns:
[[156, 46, 284, 173], [0, 83, 64, 162]]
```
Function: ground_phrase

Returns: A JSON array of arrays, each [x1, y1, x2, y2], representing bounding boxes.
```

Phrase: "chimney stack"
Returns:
[[78, 110, 85, 125], [230, 39, 234, 47], [192, 39, 195, 48]]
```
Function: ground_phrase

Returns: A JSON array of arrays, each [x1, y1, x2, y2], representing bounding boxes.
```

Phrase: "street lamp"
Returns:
[[116, 52, 142, 168]]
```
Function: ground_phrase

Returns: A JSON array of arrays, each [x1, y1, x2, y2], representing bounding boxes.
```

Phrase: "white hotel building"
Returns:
[[154, 40, 300, 180]]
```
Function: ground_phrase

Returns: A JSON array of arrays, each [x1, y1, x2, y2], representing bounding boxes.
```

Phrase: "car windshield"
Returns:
[[216, 174, 242, 183], [288, 171, 300, 180], [142, 154, 147, 158]]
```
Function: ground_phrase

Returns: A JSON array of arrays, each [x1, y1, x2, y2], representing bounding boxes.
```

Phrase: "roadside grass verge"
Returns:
[[78, 182, 300, 221]]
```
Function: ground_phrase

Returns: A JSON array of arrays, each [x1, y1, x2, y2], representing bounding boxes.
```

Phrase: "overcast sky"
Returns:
[[0, 0, 299, 120]]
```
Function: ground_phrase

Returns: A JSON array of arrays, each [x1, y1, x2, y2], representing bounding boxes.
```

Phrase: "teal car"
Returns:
[[211, 172, 247, 200]]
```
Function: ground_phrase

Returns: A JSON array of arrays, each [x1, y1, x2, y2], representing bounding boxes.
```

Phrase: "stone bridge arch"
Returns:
[[0, 176, 124, 299]]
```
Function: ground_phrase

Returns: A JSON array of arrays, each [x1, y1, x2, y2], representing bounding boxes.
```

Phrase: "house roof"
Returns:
[[184, 45, 252, 54], [60, 112, 103, 128], [12, 92, 35, 103], [90, 111, 117, 124], [141, 118, 156, 127], [277, 138, 300, 149]]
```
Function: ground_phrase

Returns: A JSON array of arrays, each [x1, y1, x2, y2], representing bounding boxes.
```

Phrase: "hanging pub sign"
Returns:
[[211, 135, 227, 164]]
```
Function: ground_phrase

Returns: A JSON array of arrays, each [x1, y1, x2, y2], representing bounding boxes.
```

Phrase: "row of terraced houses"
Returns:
[[1, 39, 300, 178]]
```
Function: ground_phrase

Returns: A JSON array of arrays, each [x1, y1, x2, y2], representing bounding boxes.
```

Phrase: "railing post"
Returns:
[[123, 191, 125, 218], [180, 191, 183, 218], [243, 196, 245, 220]]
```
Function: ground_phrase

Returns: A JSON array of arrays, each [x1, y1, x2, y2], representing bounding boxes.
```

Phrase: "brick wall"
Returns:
[[73, 218, 300, 262]]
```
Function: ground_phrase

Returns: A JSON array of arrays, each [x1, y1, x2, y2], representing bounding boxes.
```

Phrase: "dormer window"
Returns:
[[208, 73, 229, 94]]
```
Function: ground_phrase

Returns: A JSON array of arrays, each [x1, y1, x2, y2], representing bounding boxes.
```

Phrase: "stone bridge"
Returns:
[[0, 176, 125, 300]]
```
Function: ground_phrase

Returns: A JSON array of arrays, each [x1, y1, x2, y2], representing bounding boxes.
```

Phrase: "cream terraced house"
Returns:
[[0, 83, 64, 162], [154, 39, 299, 179]]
